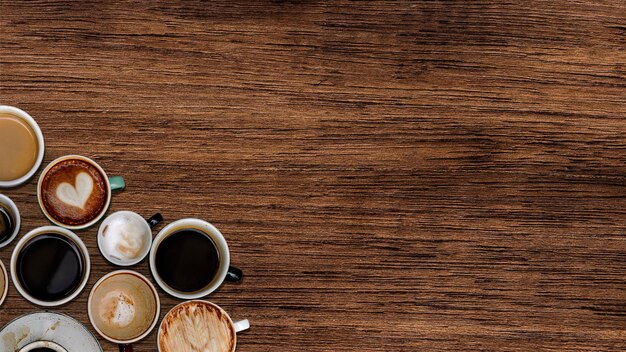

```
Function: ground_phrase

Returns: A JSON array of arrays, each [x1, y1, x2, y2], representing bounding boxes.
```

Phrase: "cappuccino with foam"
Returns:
[[98, 211, 162, 266], [39, 157, 107, 227], [159, 300, 249, 352], [38, 155, 124, 230], [88, 271, 159, 344]]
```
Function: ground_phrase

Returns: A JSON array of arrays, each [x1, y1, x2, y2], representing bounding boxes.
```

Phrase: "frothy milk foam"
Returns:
[[102, 214, 147, 261], [99, 289, 135, 327], [56, 172, 94, 209], [89, 271, 159, 342], [159, 301, 235, 352]]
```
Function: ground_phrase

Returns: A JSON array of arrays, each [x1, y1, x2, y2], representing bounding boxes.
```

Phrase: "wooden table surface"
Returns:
[[1, 1, 626, 351]]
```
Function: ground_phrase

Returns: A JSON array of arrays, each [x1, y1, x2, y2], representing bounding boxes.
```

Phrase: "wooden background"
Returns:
[[1, 1, 625, 351]]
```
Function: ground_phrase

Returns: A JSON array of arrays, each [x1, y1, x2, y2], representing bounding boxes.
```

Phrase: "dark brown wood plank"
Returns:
[[1, 1, 625, 351]]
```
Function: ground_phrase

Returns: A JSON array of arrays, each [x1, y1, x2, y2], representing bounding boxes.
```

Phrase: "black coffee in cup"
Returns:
[[18, 340, 68, 352], [155, 229, 220, 292], [17, 233, 85, 301], [0, 205, 14, 243]]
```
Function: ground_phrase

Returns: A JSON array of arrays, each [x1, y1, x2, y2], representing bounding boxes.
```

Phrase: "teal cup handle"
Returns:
[[108, 176, 126, 191]]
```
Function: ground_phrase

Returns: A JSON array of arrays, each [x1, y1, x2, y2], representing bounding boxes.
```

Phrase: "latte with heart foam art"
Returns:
[[40, 158, 108, 227]]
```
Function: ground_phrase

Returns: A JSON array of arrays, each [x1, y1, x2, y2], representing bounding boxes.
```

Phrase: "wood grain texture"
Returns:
[[1, 0, 626, 351]]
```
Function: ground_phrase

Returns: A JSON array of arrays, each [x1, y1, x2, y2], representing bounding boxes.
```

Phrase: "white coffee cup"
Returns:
[[158, 300, 249, 352], [19, 341, 67, 352], [0, 312, 103, 351], [0, 259, 8, 307], [0, 105, 45, 188], [0, 194, 20, 248], [88, 270, 160, 352], [11, 226, 91, 307], [37, 155, 125, 230], [97, 211, 163, 266], [149, 218, 243, 299]]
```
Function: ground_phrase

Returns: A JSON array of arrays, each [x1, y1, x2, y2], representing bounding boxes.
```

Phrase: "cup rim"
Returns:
[[97, 211, 152, 266], [19, 340, 67, 352], [0, 105, 45, 188], [0, 259, 8, 307], [0, 193, 21, 248], [10, 226, 91, 307], [149, 218, 231, 299], [157, 300, 237, 352], [37, 155, 112, 230], [87, 270, 161, 344]]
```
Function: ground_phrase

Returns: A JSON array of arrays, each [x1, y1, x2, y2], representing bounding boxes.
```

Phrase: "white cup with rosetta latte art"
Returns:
[[37, 155, 125, 230], [158, 300, 249, 352]]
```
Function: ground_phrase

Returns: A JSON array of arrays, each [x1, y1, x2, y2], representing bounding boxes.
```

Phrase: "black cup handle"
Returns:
[[146, 213, 163, 229], [225, 266, 243, 283], [119, 344, 133, 352]]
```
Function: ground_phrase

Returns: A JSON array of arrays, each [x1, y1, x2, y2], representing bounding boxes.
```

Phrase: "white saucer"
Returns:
[[0, 312, 102, 351]]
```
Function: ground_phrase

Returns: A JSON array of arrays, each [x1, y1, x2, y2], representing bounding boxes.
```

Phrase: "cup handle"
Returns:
[[232, 319, 250, 333], [225, 266, 243, 283], [108, 176, 126, 191], [146, 213, 163, 229], [119, 344, 133, 352]]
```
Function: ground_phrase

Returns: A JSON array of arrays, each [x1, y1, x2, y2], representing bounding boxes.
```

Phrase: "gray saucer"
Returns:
[[0, 312, 102, 351]]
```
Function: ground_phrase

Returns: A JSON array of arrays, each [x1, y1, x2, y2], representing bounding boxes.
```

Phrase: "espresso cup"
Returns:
[[0, 105, 45, 188], [98, 211, 163, 266], [0, 194, 20, 248], [11, 226, 91, 307], [88, 270, 160, 352], [0, 259, 8, 307], [158, 300, 249, 352], [37, 155, 125, 230], [149, 218, 243, 299], [19, 341, 67, 352]]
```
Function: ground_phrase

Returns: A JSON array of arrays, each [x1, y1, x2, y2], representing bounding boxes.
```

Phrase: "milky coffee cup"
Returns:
[[88, 270, 160, 352], [0, 105, 45, 188], [98, 211, 163, 266], [37, 155, 125, 230], [0, 259, 8, 307]]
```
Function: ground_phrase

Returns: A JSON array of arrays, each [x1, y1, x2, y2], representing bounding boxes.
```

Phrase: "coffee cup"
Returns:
[[88, 270, 160, 352], [0, 312, 103, 351], [37, 155, 125, 230], [149, 218, 243, 299], [11, 226, 91, 307], [0, 259, 8, 307], [98, 211, 163, 266], [19, 341, 67, 352], [158, 300, 249, 352], [0, 105, 45, 188], [0, 194, 20, 248]]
